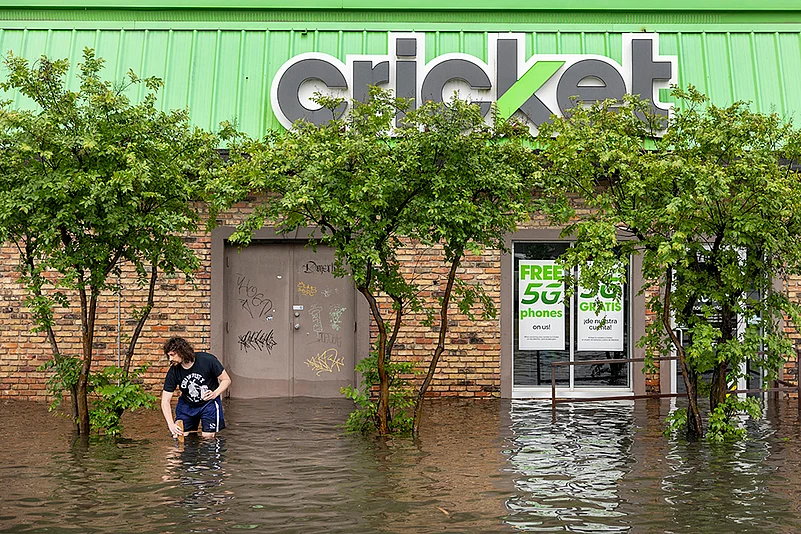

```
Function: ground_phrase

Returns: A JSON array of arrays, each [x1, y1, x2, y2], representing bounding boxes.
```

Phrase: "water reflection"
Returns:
[[161, 438, 231, 527], [367, 399, 516, 533], [2, 398, 801, 533], [505, 399, 801, 533], [656, 412, 800, 533], [506, 401, 636, 532]]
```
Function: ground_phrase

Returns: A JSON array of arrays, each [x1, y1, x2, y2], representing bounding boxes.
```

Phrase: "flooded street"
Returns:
[[2, 397, 801, 533]]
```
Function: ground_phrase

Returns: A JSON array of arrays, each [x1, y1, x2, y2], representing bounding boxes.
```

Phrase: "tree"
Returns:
[[0, 49, 221, 434], [538, 87, 801, 441], [212, 88, 539, 436], [403, 100, 539, 433]]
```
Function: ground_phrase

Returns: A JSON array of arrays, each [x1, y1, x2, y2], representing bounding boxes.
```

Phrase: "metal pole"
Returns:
[[797, 347, 800, 420], [551, 367, 556, 423], [117, 266, 121, 368]]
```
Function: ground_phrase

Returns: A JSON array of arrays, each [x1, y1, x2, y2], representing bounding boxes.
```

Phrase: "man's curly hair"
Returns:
[[163, 336, 195, 364]]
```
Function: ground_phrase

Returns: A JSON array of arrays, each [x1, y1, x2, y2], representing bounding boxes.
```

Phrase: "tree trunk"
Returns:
[[384, 296, 405, 429], [43, 317, 79, 431], [710, 306, 736, 412], [51, 342, 79, 432], [662, 268, 703, 440], [77, 288, 98, 435], [413, 255, 460, 435], [23, 249, 80, 431], [358, 286, 390, 435], [710, 362, 728, 413], [76, 376, 89, 435], [69, 383, 79, 431], [123, 263, 158, 375], [681, 355, 703, 440]]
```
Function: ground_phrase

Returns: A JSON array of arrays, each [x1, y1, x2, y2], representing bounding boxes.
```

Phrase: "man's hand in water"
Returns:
[[168, 421, 183, 438]]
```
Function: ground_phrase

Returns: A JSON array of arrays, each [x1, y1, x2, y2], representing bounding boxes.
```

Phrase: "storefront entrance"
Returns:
[[508, 240, 636, 399]]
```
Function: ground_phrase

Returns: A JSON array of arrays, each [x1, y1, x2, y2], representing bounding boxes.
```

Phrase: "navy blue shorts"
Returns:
[[175, 396, 225, 433]]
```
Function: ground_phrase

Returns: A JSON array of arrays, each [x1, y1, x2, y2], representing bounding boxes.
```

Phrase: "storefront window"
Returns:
[[513, 242, 630, 390], [673, 295, 763, 394]]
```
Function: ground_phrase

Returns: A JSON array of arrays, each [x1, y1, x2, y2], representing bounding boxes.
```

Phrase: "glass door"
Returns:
[[513, 242, 571, 389], [513, 242, 631, 397]]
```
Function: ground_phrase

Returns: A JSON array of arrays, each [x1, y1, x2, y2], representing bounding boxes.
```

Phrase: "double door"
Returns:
[[513, 241, 631, 395], [224, 242, 355, 397]]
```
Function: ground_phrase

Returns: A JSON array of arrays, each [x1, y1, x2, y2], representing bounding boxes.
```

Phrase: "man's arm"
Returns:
[[202, 369, 232, 401], [161, 390, 182, 437]]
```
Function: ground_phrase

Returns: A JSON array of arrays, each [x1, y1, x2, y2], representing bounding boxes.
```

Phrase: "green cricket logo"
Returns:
[[272, 32, 676, 131]]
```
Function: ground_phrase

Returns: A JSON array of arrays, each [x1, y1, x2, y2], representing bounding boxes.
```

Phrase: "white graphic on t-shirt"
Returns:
[[180, 373, 207, 403]]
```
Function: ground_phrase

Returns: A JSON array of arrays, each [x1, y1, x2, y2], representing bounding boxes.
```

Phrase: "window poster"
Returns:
[[577, 266, 624, 351], [518, 260, 565, 351]]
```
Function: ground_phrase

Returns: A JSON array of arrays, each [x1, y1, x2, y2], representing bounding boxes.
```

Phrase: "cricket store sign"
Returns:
[[271, 32, 677, 130], [518, 260, 565, 351]]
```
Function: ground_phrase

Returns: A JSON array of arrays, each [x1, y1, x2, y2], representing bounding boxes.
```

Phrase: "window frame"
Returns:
[[500, 229, 648, 399]]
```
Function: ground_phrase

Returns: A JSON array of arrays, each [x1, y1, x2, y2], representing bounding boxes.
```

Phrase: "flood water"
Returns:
[[1, 397, 801, 533]]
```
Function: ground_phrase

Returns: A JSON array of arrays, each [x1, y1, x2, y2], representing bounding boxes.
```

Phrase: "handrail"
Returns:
[[548, 354, 801, 420], [550, 356, 680, 414]]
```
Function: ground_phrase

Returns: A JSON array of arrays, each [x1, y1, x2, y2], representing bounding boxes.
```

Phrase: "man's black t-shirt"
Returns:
[[163, 352, 224, 408]]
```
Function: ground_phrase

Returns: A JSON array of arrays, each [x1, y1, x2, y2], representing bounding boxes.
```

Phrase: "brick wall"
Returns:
[[1, 200, 799, 401], [0, 201, 253, 401], [385, 245, 503, 398], [783, 274, 801, 399], [0, 236, 214, 400], [643, 282, 662, 393]]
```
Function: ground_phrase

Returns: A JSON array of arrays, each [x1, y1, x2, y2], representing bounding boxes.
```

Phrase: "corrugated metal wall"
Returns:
[[1, 28, 800, 136]]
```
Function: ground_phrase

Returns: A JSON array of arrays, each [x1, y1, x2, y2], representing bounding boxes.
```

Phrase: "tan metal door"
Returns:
[[224, 242, 355, 398], [290, 245, 355, 396]]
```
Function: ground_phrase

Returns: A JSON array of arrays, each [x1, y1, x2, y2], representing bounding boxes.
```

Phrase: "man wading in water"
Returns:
[[161, 336, 232, 438]]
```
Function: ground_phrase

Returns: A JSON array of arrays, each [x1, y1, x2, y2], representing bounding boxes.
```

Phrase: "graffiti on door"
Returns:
[[297, 281, 317, 296], [305, 348, 344, 375], [309, 303, 324, 333], [238, 329, 278, 354], [316, 332, 342, 347], [302, 260, 335, 274], [328, 304, 346, 331], [237, 273, 274, 320]]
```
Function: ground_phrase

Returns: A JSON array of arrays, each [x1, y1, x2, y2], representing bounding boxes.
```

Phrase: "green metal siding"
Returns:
[[2, 27, 801, 136], [4, 11, 801, 29], [2, 1, 801, 11]]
